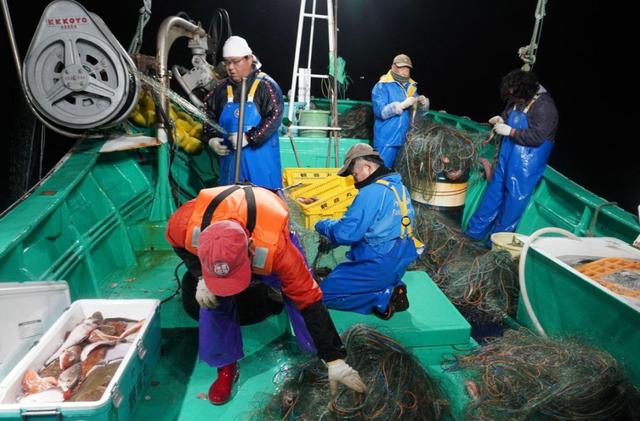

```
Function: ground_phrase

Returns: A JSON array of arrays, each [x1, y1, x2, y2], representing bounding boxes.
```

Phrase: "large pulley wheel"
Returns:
[[24, 33, 127, 129], [22, 0, 138, 132]]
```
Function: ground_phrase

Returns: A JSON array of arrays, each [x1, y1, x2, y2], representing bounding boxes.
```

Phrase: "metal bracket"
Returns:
[[136, 341, 147, 360], [587, 201, 617, 237], [21, 409, 62, 420], [111, 384, 123, 408]]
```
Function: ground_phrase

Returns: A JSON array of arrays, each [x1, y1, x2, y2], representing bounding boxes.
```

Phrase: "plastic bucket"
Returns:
[[491, 232, 529, 258], [299, 109, 330, 137], [410, 175, 468, 223]]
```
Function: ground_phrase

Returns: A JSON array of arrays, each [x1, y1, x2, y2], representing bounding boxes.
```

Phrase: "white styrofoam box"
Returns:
[[531, 236, 640, 261], [0, 282, 70, 382], [531, 236, 640, 310], [0, 299, 160, 419]]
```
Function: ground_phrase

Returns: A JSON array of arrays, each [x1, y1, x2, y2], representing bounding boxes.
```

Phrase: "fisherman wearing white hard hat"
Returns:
[[204, 36, 283, 189]]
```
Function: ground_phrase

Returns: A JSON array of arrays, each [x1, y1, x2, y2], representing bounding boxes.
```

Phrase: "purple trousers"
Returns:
[[198, 233, 317, 368]]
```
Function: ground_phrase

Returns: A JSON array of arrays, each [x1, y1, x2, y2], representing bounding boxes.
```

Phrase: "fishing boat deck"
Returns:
[[102, 250, 473, 420]]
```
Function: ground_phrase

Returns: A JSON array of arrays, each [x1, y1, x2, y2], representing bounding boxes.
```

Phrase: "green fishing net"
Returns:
[[254, 325, 448, 420], [445, 329, 640, 421]]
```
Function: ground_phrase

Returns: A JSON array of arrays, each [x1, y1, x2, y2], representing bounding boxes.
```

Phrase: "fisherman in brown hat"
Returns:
[[371, 54, 430, 168], [314, 143, 420, 319]]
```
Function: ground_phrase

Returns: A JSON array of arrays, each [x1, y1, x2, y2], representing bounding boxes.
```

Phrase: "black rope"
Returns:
[[160, 261, 185, 305]]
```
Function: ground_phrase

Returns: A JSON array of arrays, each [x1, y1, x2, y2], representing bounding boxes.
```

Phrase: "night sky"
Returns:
[[2, 0, 637, 215]]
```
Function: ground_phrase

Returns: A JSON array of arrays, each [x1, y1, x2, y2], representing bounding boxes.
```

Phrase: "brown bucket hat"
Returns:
[[337, 143, 381, 176]]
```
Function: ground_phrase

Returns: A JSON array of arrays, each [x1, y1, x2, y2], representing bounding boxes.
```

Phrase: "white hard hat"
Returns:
[[223, 36, 252, 58]]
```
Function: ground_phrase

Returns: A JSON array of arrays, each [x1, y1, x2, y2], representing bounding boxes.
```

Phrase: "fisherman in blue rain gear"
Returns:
[[465, 69, 558, 244], [205, 36, 284, 189], [314, 143, 419, 320], [372, 54, 430, 168]]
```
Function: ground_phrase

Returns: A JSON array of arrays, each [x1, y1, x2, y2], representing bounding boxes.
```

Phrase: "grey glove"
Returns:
[[327, 359, 367, 395], [195, 277, 218, 308], [400, 96, 418, 109], [488, 115, 504, 126], [417, 95, 430, 111], [494, 123, 514, 137], [208, 137, 230, 156]]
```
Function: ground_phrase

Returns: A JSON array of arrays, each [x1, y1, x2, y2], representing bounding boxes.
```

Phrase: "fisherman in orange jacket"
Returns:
[[166, 184, 366, 405]]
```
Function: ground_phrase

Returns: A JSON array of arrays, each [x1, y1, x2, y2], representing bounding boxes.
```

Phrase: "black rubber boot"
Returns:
[[372, 285, 409, 320]]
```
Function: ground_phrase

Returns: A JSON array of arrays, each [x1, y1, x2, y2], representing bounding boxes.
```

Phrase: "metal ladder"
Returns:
[[287, 0, 341, 166]]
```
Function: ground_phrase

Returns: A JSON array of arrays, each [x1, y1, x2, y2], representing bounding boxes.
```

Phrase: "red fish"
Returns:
[[45, 319, 98, 366], [21, 369, 57, 394], [59, 345, 82, 370], [58, 363, 82, 393]]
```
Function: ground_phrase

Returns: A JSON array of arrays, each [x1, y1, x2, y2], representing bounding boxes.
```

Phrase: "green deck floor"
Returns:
[[110, 251, 473, 420]]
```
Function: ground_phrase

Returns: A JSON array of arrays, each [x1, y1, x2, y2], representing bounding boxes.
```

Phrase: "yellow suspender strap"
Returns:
[[248, 72, 266, 102], [226, 85, 234, 103], [376, 180, 412, 238], [226, 73, 266, 104], [523, 94, 540, 114]]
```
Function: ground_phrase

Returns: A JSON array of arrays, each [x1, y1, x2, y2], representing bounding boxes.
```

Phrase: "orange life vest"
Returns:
[[184, 185, 289, 275]]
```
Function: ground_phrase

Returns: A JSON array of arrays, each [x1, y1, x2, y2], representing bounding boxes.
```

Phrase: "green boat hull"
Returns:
[[1, 106, 638, 419]]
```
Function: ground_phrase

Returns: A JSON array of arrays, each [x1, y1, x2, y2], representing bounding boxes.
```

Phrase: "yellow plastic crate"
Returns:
[[282, 167, 340, 187], [290, 175, 354, 200], [301, 208, 351, 230], [289, 175, 357, 228]]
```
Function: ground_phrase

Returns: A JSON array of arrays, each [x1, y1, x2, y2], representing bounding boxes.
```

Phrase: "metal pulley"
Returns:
[[22, 0, 138, 132]]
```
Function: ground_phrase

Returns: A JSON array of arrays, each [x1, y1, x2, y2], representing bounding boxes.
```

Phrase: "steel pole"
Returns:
[[234, 77, 248, 184]]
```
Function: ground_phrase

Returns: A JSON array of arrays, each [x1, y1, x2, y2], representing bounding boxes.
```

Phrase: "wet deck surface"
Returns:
[[107, 251, 472, 420]]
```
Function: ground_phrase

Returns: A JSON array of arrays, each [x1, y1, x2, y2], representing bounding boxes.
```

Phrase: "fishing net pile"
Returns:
[[339, 104, 373, 139], [412, 205, 519, 323], [255, 324, 448, 420], [392, 116, 517, 323], [446, 329, 640, 421], [396, 114, 486, 203]]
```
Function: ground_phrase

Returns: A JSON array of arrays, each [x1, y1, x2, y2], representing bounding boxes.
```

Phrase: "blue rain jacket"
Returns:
[[465, 94, 555, 243], [372, 71, 419, 167], [315, 172, 418, 314], [218, 73, 283, 189]]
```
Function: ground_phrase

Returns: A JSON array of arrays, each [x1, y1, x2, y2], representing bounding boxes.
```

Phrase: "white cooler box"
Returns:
[[0, 282, 160, 421]]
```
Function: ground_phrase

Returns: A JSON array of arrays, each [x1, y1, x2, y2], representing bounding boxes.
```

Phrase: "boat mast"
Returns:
[[287, 0, 342, 167]]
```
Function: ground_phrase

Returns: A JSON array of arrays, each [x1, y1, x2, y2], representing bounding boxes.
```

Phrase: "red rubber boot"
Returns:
[[208, 362, 239, 405]]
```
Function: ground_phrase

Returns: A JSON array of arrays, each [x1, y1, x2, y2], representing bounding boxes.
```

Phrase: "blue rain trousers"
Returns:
[[465, 107, 553, 242], [198, 232, 315, 368], [315, 173, 418, 314]]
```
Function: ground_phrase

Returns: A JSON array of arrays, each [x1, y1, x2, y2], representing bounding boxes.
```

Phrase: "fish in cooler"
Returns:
[[16, 313, 143, 403]]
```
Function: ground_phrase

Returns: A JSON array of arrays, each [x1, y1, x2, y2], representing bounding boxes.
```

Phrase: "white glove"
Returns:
[[228, 133, 249, 150], [494, 123, 513, 137], [488, 115, 504, 126], [208, 137, 229, 156], [327, 359, 367, 395], [399, 96, 417, 110], [196, 277, 218, 308], [417, 95, 430, 110]]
